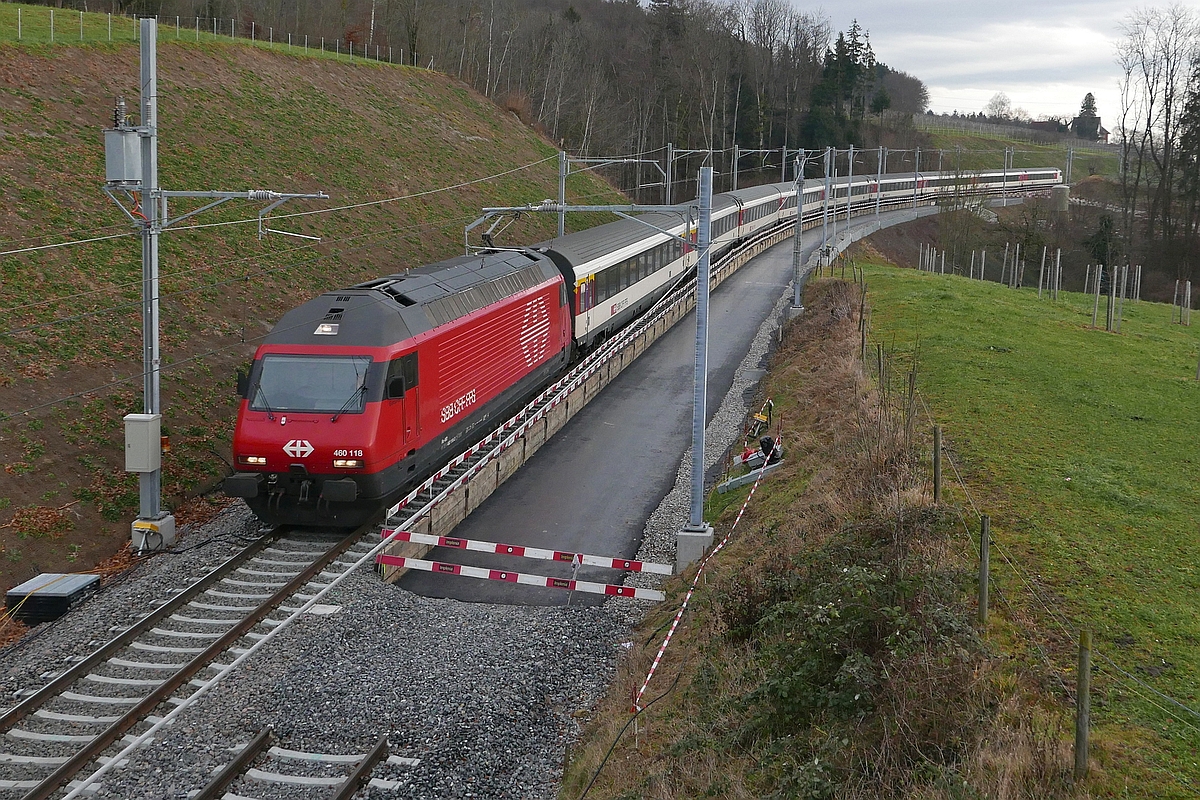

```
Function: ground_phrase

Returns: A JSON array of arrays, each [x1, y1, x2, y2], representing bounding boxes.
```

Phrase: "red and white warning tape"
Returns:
[[381, 529, 673, 575], [376, 555, 666, 601], [632, 434, 781, 712]]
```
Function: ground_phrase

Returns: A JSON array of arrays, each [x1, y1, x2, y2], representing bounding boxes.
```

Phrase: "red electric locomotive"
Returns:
[[224, 249, 573, 527]]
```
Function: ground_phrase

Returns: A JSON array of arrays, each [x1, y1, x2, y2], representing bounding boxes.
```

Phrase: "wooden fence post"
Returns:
[[1075, 629, 1092, 780], [933, 425, 942, 504], [978, 515, 990, 626]]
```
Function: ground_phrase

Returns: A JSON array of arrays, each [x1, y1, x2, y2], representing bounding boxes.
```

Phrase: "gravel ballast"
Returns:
[[0, 279, 794, 799]]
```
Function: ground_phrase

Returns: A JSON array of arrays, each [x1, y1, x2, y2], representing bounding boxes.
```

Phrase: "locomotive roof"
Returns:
[[263, 249, 560, 348]]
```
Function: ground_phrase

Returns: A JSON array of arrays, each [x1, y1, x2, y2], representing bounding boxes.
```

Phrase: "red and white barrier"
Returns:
[[381, 529, 673, 575], [376, 555, 666, 601]]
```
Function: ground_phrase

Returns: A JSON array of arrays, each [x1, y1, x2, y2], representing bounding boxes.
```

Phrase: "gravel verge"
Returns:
[[0, 505, 261, 704]]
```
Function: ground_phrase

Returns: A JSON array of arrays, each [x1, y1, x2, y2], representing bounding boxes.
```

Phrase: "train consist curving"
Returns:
[[226, 166, 1062, 526]]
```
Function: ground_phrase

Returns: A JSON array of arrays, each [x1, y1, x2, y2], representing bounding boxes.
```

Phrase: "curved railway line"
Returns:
[[0, 181, 1055, 798], [0, 212, 787, 800]]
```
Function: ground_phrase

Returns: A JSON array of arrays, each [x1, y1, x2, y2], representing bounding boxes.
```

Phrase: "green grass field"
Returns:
[[915, 127, 1119, 180], [0, 2, 386, 63], [862, 261, 1200, 795]]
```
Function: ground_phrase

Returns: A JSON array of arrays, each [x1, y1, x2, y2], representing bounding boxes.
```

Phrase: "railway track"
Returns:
[[0, 526, 378, 798], [188, 728, 420, 799]]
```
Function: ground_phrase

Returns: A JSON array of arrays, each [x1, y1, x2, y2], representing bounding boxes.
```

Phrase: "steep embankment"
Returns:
[[0, 38, 621, 592]]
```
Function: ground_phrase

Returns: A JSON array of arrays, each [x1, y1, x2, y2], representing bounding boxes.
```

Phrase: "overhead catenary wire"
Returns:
[[0, 171, 661, 343], [0, 198, 635, 426], [0, 211, 493, 340], [0, 181, 663, 422], [167, 154, 560, 234], [0, 196, 526, 319], [0, 230, 138, 258], [0, 152, 573, 316], [0, 221, 137, 251]]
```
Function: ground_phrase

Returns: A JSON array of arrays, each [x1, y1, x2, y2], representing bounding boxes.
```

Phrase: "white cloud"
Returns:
[[816, 0, 1200, 124]]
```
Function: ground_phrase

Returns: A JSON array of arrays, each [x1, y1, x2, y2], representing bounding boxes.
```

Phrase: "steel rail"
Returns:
[[0, 527, 283, 733], [23, 526, 368, 800], [331, 734, 390, 800], [193, 726, 274, 800]]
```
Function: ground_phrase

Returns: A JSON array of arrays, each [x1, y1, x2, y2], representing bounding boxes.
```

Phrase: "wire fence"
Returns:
[[914, 115, 1117, 154], [849, 259, 1200, 790], [0, 5, 403, 66]]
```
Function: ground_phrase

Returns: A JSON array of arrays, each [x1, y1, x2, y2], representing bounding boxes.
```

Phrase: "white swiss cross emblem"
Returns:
[[283, 439, 314, 458], [520, 297, 551, 367]]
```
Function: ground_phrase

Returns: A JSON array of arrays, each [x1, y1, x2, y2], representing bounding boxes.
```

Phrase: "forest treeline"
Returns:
[[59, 0, 929, 193]]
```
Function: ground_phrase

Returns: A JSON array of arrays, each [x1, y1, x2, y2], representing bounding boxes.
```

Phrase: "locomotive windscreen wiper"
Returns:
[[253, 385, 276, 421], [330, 384, 367, 422]]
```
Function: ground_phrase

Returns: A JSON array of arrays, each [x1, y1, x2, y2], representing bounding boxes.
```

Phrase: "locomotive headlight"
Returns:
[[333, 458, 364, 469], [239, 455, 268, 466]]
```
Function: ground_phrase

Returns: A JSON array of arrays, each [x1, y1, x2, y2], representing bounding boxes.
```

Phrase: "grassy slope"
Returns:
[[862, 260, 1200, 795], [0, 6, 623, 592], [920, 128, 1119, 179]]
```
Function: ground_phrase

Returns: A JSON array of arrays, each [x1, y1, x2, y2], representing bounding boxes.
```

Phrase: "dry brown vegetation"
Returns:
[[561, 279, 1086, 800]]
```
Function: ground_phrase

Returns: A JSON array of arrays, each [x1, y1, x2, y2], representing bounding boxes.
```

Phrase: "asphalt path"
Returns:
[[399, 208, 931, 605]]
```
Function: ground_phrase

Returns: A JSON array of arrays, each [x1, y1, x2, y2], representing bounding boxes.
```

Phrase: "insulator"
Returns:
[[247, 190, 278, 201]]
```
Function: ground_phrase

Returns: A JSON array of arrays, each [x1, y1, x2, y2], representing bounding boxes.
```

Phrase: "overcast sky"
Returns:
[[824, 1, 1200, 124]]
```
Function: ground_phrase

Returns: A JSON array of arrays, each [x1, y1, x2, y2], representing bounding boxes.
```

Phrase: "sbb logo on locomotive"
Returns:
[[283, 439, 314, 458], [440, 390, 477, 423]]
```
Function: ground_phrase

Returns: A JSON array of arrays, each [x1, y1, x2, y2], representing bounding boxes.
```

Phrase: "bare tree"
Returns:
[[1117, 3, 1199, 276]]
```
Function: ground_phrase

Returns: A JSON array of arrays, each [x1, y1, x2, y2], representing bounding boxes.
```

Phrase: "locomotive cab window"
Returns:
[[251, 354, 373, 414], [386, 353, 419, 399]]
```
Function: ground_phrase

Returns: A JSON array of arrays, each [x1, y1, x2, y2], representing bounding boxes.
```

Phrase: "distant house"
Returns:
[[1030, 120, 1067, 134], [1070, 115, 1108, 143]]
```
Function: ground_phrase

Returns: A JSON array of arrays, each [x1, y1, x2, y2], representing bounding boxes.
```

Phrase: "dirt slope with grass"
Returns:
[[0, 35, 622, 596]]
